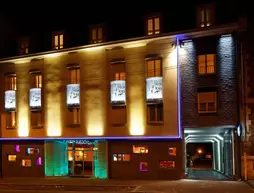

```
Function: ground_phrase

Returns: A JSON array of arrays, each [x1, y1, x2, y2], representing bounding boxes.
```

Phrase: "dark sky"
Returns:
[[3, 0, 240, 34]]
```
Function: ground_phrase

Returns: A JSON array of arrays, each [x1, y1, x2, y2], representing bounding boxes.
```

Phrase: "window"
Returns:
[[68, 67, 80, 84], [67, 67, 80, 125], [5, 74, 16, 91], [147, 17, 160, 35], [198, 91, 217, 113], [8, 155, 16, 162], [111, 106, 126, 125], [114, 72, 126, 80], [5, 73, 16, 128], [113, 154, 130, 162], [91, 27, 103, 43], [140, 162, 148, 172], [133, 145, 148, 154], [53, 33, 64, 49], [147, 103, 163, 123], [30, 72, 43, 127], [22, 159, 32, 167], [200, 8, 213, 27], [26, 148, 39, 155], [31, 73, 42, 88], [6, 112, 16, 129], [19, 39, 29, 55], [160, 161, 175, 169], [147, 59, 162, 77], [31, 111, 43, 127], [198, 54, 215, 75], [168, 147, 176, 156]]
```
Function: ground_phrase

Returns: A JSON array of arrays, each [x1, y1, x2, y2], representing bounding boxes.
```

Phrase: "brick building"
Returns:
[[0, 2, 244, 180]]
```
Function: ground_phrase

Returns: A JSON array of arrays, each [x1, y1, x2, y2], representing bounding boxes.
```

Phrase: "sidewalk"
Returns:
[[0, 177, 153, 186]]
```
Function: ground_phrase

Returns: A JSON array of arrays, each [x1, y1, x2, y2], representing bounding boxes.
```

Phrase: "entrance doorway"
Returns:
[[68, 143, 94, 177], [184, 127, 236, 180]]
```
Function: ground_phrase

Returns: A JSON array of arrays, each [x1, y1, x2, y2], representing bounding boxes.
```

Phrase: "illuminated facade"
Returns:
[[0, 4, 243, 179]]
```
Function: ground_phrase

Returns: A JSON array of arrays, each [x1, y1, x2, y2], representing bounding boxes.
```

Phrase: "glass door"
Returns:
[[73, 150, 85, 176]]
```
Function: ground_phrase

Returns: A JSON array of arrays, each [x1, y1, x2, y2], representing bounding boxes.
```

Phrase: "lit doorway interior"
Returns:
[[68, 143, 94, 177]]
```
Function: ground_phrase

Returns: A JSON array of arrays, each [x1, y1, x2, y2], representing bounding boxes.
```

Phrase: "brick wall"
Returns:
[[180, 35, 237, 128]]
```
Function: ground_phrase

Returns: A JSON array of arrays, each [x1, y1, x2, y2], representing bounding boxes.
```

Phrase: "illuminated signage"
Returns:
[[66, 84, 80, 107], [110, 80, 126, 104], [146, 77, 163, 101], [5, 90, 16, 111], [29, 88, 41, 109]]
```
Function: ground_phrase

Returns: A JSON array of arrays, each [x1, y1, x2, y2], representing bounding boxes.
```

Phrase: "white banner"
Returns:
[[66, 84, 80, 107], [110, 80, 126, 104], [5, 90, 16, 111], [29, 88, 41, 109], [146, 77, 163, 101]]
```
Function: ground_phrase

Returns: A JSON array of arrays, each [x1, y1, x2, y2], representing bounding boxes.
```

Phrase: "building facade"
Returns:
[[0, 3, 244, 180]]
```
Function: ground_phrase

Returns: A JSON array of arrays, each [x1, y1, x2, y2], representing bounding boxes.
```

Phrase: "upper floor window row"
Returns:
[[198, 5, 214, 28], [147, 17, 160, 35], [198, 54, 216, 75]]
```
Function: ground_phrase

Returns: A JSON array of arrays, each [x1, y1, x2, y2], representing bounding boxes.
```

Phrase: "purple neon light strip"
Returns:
[[0, 135, 180, 140], [176, 37, 182, 138]]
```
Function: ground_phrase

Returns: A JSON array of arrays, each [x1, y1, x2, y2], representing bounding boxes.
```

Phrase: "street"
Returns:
[[0, 179, 252, 193]]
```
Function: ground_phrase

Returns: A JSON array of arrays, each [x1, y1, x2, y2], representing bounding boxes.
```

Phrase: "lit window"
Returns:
[[31, 73, 42, 88], [53, 34, 64, 49], [113, 154, 130, 162], [168, 147, 176, 156], [26, 148, 39, 155], [147, 103, 163, 123], [140, 162, 148, 172], [147, 59, 162, 77], [198, 91, 217, 113], [68, 67, 80, 84], [200, 8, 212, 27], [133, 145, 148, 154], [91, 27, 103, 44], [5, 74, 16, 91], [198, 54, 215, 75], [114, 72, 126, 80], [147, 17, 160, 35], [8, 155, 16, 162], [22, 159, 32, 167], [160, 161, 175, 169]]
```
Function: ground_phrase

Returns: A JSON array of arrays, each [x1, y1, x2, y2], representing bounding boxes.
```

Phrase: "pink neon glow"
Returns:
[[139, 162, 148, 172], [15, 145, 20, 152], [36, 157, 42, 165]]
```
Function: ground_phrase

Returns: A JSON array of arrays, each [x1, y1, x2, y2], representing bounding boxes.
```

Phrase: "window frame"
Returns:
[[146, 58, 162, 77], [91, 27, 103, 44], [66, 66, 80, 126], [197, 54, 216, 75], [197, 91, 217, 113], [147, 16, 160, 35], [5, 73, 17, 129], [52, 33, 64, 49], [30, 71, 43, 128], [147, 103, 164, 124]]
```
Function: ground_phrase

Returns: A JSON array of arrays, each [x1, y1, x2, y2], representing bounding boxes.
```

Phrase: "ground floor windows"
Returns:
[[113, 153, 130, 162]]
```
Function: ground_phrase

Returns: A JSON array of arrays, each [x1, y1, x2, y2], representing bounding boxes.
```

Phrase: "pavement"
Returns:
[[0, 178, 252, 192]]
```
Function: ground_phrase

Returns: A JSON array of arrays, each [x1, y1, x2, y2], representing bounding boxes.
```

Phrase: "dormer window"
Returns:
[[91, 26, 103, 44], [198, 5, 215, 28], [19, 38, 29, 55], [147, 16, 160, 35], [52, 32, 64, 49]]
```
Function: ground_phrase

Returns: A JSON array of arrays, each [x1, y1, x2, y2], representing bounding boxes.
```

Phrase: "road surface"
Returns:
[[0, 179, 252, 193]]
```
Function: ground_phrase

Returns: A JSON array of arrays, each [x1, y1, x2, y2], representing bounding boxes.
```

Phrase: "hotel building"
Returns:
[[0, 3, 245, 180]]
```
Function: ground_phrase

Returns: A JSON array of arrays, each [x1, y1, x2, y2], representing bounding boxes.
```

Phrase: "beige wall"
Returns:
[[0, 38, 178, 138]]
